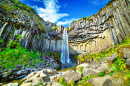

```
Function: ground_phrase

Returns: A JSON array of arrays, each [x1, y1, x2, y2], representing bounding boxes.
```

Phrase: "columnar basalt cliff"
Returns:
[[68, 0, 130, 54], [0, 0, 130, 55], [0, 0, 63, 53]]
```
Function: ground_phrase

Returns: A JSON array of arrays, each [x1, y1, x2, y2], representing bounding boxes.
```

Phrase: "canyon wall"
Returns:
[[68, 0, 130, 54], [0, 0, 62, 53], [0, 0, 130, 55]]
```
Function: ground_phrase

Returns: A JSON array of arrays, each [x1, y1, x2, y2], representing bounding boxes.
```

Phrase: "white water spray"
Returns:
[[61, 28, 70, 64]]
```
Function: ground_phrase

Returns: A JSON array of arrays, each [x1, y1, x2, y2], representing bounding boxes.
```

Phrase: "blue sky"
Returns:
[[19, 0, 111, 27]]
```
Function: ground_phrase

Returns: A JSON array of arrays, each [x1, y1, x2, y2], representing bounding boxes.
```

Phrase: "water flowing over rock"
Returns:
[[61, 28, 70, 64]]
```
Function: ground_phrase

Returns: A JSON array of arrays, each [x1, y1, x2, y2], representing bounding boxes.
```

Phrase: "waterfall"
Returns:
[[61, 28, 70, 64], [0, 22, 8, 37]]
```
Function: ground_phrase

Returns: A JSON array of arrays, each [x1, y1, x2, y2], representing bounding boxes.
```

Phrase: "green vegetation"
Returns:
[[44, 52, 60, 61], [78, 66, 83, 73], [1, 0, 47, 31], [52, 26, 58, 30], [38, 81, 45, 85], [99, 0, 119, 12], [66, 27, 71, 32], [58, 36, 130, 86], [106, 0, 117, 6], [74, 36, 130, 85], [78, 77, 93, 86], [77, 16, 92, 22], [98, 70, 106, 77], [77, 36, 130, 63], [58, 76, 93, 86], [59, 77, 76, 86], [0, 36, 44, 71]]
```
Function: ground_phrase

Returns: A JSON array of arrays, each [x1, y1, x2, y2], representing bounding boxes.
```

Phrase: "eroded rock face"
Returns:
[[0, 0, 62, 54], [68, 0, 130, 54]]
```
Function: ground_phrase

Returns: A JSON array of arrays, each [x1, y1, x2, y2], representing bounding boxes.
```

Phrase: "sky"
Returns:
[[19, 0, 111, 27]]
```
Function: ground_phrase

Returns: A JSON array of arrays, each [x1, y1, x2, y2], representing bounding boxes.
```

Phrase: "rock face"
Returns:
[[0, 0, 130, 55], [0, 0, 62, 53], [68, 0, 130, 54]]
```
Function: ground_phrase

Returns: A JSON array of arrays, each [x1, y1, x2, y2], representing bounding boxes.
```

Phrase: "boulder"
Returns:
[[83, 64, 108, 77], [17, 70, 24, 75], [126, 58, 130, 69], [1, 73, 10, 82], [21, 82, 32, 86], [51, 82, 63, 86], [76, 63, 90, 72], [50, 75, 58, 82], [25, 72, 40, 82], [83, 68, 100, 77], [7, 83, 18, 86], [22, 72, 35, 81], [88, 75, 120, 86], [32, 77, 43, 86], [107, 54, 116, 65], [97, 64, 108, 72], [56, 70, 82, 83], [46, 69, 57, 74], [124, 48, 130, 59], [43, 82, 63, 86], [42, 69, 57, 74]]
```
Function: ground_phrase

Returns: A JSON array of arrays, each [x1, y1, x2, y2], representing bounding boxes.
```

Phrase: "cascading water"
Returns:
[[61, 28, 70, 64], [0, 22, 8, 37]]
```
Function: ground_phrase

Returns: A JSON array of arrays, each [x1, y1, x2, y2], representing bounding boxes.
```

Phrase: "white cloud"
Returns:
[[32, 0, 69, 23], [57, 18, 79, 26]]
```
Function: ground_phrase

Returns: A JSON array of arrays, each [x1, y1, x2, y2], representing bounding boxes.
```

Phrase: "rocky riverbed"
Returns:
[[0, 55, 60, 84], [2, 53, 129, 86]]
